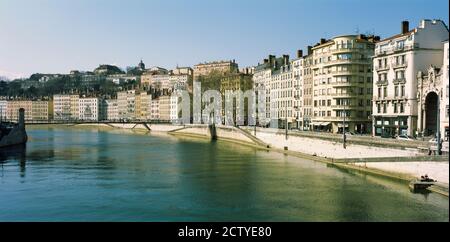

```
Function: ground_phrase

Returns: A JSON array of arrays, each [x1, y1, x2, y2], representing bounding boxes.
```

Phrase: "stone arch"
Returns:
[[424, 91, 439, 136]]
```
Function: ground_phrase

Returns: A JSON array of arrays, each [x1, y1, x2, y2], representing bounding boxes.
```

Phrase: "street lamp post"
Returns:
[[343, 103, 347, 149], [285, 106, 288, 140]]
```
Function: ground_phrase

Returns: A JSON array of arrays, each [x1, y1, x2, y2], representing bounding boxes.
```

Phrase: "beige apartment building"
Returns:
[[311, 35, 378, 134], [193, 60, 239, 80], [150, 98, 160, 120], [117, 89, 151, 121], [6, 100, 50, 121], [53, 94, 79, 120], [158, 95, 171, 121], [135, 91, 151, 121], [117, 90, 136, 121], [141, 67, 193, 93]]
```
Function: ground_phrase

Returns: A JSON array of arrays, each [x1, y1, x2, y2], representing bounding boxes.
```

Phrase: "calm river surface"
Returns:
[[0, 126, 448, 221]]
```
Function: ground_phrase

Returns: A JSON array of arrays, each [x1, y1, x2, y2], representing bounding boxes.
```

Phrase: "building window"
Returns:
[[383, 103, 387, 113], [383, 87, 387, 98], [400, 103, 404, 113], [395, 70, 405, 79], [378, 87, 381, 97], [394, 86, 399, 97], [394, 103, 398, 113], [401, 85, 405, 97]]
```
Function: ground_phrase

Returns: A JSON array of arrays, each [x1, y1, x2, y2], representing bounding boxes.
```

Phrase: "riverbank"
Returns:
[[30, 123, 449, 196]]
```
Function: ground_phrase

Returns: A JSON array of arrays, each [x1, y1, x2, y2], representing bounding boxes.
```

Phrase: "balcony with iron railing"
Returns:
[[375, 43, 419, 56], [393, 78, 406, 84], [375, 64, 390, 71], [375, 80, 388, 85], [330, 93, 355, 98], [392, 61, 407, 69], [331, 104, 366, 110], [331, 81, 354, 87], [330, 69, 354, 75], [330, 46, 364, 54]]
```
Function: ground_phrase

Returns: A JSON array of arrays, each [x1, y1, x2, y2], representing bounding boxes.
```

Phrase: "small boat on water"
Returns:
[[409, 175, 436, 192], [0, 108, 28, 148]]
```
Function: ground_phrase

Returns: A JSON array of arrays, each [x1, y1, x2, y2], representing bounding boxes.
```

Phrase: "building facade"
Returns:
[[311, 35, 377, 133], [193, 60, 239, 80], [416, 40, 449, 141], [150, 98, 160, 120], [53, 94, 79, 120], [159, 96, 171, 121], [0, 100, 7, 121], [105, 99, 119, 121], [6, 100, 49, 121], [78, 97, 100, 121], [372, 20, 449, 137], [117, 90, 136, 121]]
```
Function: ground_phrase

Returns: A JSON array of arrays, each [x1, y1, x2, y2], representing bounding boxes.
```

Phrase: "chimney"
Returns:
[[297, 49, 303, 58], [307, 46, 313, 55], [402, 21, 409, 34], [283, 54, 289, 65], [320, 38, 326, 44], [263, 58, 269, 64], [269, 55, 275, 67]]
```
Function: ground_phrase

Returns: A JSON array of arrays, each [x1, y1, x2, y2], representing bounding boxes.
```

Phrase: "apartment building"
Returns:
[[150, 98, 160, 120], [135, 91, 151, 121], [303, 50, 314, 130], [372, 20, 449, 137], [105, 99, 119, 121], [253, 55, 291, 127], [291, 49, 313, 129], [6, 100, 49, 121], [117, 90, 136, 121], [311, 35, 378, 134], [0, 100, 7, 120], [79, 97, 100, 121], [193, 60, 239, 80], [141, 67, 169, 87], [53, 94, 79, 120], [159, 95, 171, 121], [219, 73, 253, 125]]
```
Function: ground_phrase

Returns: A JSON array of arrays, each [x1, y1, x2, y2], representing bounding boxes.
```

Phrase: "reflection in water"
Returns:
[[0, 144, 27, 177], [0, 126, 448, 222]]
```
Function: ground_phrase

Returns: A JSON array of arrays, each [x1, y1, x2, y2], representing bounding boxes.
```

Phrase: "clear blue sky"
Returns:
[[0, 0, 448, 78]]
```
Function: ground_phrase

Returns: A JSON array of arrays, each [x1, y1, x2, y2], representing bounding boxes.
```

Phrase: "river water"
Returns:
[[0, 126, 448, 221]]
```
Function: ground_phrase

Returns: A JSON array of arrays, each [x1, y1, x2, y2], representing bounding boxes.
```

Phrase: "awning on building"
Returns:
[[321, 122, 331, 126], [337, 123, 349, 127]]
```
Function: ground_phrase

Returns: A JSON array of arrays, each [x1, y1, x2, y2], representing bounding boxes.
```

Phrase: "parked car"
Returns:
[[396, 134, 415, 140]]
